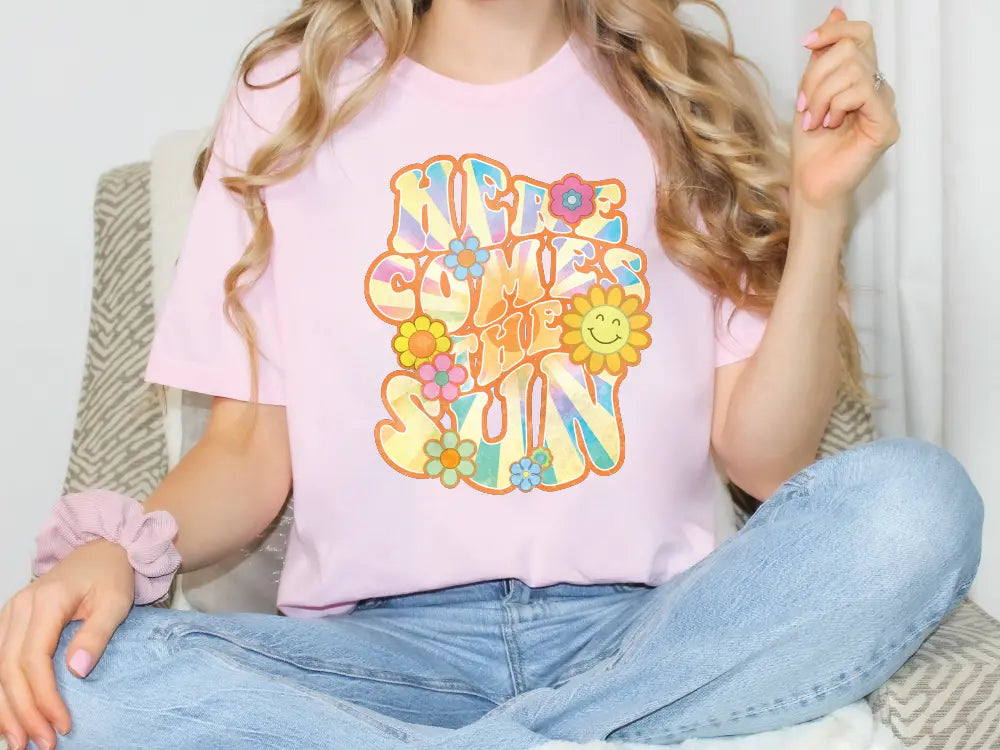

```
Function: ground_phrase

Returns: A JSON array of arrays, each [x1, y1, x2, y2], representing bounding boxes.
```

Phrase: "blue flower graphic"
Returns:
[[510, 457, 542, 492], [444, 237, 490, 281], [562, 189, 583, 210]]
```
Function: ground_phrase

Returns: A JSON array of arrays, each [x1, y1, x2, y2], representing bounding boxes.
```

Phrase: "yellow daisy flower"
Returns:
[[393, 315, 452, 369], [559, 284, 652, 376]]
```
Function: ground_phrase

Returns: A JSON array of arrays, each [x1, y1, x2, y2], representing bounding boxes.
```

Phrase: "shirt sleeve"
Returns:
[[714, 296, 768, 368], [145, 57, 299, 405], [688, 208, 770, 368]]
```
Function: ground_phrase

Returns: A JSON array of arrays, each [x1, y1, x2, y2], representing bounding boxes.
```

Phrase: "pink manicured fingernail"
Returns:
[[801, 30, 819, 46], [796, 91, 808, 113], [802, 112, 813, 131], [68, 649, 94, 678], [5, 733, 20, 750], [823, 112, 832, 127]]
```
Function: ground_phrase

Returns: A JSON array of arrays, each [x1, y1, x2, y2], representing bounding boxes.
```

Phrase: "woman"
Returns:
[[0, 1, 983, 749]]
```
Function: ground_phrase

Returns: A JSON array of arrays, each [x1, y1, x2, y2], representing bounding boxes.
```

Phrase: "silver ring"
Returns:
[[873, 70, 887, 92]]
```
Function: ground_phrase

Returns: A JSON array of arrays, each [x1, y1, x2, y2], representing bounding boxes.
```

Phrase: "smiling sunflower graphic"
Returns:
[[559, 284, 651, 376]]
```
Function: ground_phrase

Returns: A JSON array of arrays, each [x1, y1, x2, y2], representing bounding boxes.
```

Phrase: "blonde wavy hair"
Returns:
[[201, 0, 862, 399]]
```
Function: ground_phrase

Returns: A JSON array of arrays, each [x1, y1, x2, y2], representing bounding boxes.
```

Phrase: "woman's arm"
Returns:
[[145, 397, 292, 572], [0, 398, 291, 750], [711, 9, 898, 499], [712, 203, 847, 500]]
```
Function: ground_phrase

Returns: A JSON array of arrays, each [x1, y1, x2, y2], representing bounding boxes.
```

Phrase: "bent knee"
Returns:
[[852, 438, 981, 538], [829, 438, 983, 594]]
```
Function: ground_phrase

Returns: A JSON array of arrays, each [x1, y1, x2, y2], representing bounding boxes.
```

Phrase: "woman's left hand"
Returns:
[[791, 8, 900, 212]]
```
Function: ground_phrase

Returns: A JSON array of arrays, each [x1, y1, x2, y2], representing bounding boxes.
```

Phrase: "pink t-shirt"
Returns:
[[146, 39, 766, 617]]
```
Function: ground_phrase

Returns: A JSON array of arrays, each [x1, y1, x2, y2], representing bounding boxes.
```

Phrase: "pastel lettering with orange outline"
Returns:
[[363, 154, 652, 494]]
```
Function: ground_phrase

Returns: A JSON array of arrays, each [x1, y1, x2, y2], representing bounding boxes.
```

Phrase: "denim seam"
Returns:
[[612, 578, 975, 743], [499, 600, 527, 696], [70, 646, 421, 744], [550, 645, 622, 687], [604, 603, 660, 671], [161, 626, 497, 703], [199, 648, 420, 743]]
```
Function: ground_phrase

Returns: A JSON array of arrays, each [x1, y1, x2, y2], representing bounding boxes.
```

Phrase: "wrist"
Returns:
[[789, 187, 851, 231], [86, 537, 131, 564], [33, 491, 181, 605], [788, 197, 850, 259]]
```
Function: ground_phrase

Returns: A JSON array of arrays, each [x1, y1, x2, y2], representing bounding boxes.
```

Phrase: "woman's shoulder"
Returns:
[[214, 40, 378, 167], [210, 46, 303, 169]]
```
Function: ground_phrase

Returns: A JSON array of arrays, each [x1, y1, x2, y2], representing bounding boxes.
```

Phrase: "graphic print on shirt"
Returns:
[[364, 154, 651, 494]]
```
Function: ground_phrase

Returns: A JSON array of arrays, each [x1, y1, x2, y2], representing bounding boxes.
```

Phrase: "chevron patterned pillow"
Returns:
[[63, 163, 169, 501], [817, 391, 877, 457], [870, 599, 1000, 749]]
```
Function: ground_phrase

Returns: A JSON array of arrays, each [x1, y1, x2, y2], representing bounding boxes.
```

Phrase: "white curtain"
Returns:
[[702, 0, 1000, 617]]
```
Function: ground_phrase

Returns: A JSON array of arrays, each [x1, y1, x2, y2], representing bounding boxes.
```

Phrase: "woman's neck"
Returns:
[[409, 0, 566, 84]]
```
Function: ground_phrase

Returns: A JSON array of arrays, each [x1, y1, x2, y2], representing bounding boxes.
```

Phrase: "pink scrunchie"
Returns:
[[32, 490, 182, 605]]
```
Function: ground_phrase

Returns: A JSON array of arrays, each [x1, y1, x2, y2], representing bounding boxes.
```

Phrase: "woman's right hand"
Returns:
[[0, 398, 292, 749], [0, 539, 134, 750]]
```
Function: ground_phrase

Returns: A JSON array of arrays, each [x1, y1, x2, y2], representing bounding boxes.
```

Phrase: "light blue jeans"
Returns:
[[52, 439, 983, 749]]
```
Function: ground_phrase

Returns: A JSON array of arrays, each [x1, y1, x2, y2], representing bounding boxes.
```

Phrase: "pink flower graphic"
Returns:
[[550, 174, 596, 224], [418, 354, 468, 402]]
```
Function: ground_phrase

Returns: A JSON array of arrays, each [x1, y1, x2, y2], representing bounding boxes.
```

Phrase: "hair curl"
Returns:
[[201, 0, 862, 400]]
